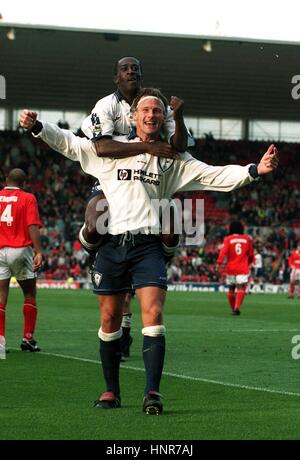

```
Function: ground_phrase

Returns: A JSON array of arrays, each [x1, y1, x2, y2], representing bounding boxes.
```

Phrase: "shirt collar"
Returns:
[[114, 89, 125, 102], [127, 127, 137, 140]]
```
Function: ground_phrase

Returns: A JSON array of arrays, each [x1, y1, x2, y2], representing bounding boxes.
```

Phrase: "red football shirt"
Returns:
[[217, 233, 254, 275], [288, 251, 300, 269], [0, 187, 42, 248]]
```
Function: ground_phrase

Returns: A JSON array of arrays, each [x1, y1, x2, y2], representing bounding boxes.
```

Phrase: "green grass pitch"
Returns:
[[0, 289, 299, 440]]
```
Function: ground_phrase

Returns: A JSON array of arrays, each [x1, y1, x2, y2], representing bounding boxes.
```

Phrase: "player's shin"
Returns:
[[228, 289, 235, 310], [121, 313, 133, 358], [98, 327, 122, 396], [289, 283, 295, 298], [23, 298, 37, 340], [0, 303, 6, 337], [142, 325, 166, 395], [235, 286, 246, 310]]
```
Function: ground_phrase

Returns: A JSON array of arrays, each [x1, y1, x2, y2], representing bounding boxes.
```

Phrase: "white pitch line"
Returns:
[[11, 349, 300, 399], [40, 329, 300, 333]]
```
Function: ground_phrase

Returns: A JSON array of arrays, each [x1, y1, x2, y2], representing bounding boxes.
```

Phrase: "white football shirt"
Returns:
[[35, 122, 254, 235]]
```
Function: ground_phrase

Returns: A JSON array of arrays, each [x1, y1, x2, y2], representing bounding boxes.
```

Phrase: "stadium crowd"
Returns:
[[0, 129, 299, 285]]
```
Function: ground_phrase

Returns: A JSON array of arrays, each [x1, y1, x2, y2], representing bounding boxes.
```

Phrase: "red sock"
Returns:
[[23, 299, 38, 340], [289, 284, 295, 297], [228, 291, 235, 310], [235, 287, 246, 310], [0, 303, 6, 337]]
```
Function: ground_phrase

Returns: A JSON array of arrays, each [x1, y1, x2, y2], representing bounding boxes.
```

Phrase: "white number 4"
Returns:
[[0, 204, 14, 226]]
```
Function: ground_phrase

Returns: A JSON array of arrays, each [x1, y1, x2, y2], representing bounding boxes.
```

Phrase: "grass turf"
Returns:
[[0, 289, 299, 440]]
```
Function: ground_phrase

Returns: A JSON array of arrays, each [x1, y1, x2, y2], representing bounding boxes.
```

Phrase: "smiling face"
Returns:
[[114, 57, 142, 100], [133, 96, 166, 142]]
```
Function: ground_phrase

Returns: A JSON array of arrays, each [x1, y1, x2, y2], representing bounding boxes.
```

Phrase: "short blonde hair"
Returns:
[[131, 88, 168, 114]]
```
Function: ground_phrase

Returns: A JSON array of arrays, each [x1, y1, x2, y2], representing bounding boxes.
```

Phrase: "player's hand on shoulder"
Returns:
[[19, 110, 38, 129], [147, 141, 180, 159]]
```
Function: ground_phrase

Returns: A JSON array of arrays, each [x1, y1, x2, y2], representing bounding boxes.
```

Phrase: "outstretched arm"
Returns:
[[19, 110, 100, 176], [19, 110, 149, 160], [165, 144, 279, 196]]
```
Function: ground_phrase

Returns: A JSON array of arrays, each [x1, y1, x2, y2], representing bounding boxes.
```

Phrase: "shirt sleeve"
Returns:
[[165, 153, 255, 195], [81, 97, 117, 141], [34, 122, 103, 177]]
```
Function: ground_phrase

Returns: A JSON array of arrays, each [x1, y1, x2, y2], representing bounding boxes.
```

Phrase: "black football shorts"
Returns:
[[91, 233, 167, 294]]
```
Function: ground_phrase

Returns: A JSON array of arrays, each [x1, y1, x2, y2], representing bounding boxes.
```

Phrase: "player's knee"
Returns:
[[98, 327, 122, 341], [101, 310, 122, 331], [142, 325, 166, 337], [19, 280, 36, 299], [237, 284, 246, 289], [143, 304, 163, 325], [123, 292, 133, 310]]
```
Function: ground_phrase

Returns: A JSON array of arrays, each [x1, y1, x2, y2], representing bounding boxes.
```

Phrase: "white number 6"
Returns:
[[235, 243, 242, 255]]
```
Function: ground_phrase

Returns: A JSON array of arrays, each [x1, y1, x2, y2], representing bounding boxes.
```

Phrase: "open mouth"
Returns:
[[144, 121, 157, 128]]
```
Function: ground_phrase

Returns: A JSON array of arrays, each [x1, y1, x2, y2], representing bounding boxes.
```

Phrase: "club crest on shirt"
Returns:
[[92, 271, 103, 287], [158, 158, 174, 173]]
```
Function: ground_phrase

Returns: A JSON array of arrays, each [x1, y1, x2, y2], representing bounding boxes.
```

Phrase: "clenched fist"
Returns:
[[169, 96, 184, 121], [19, 110, 38, 129]]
